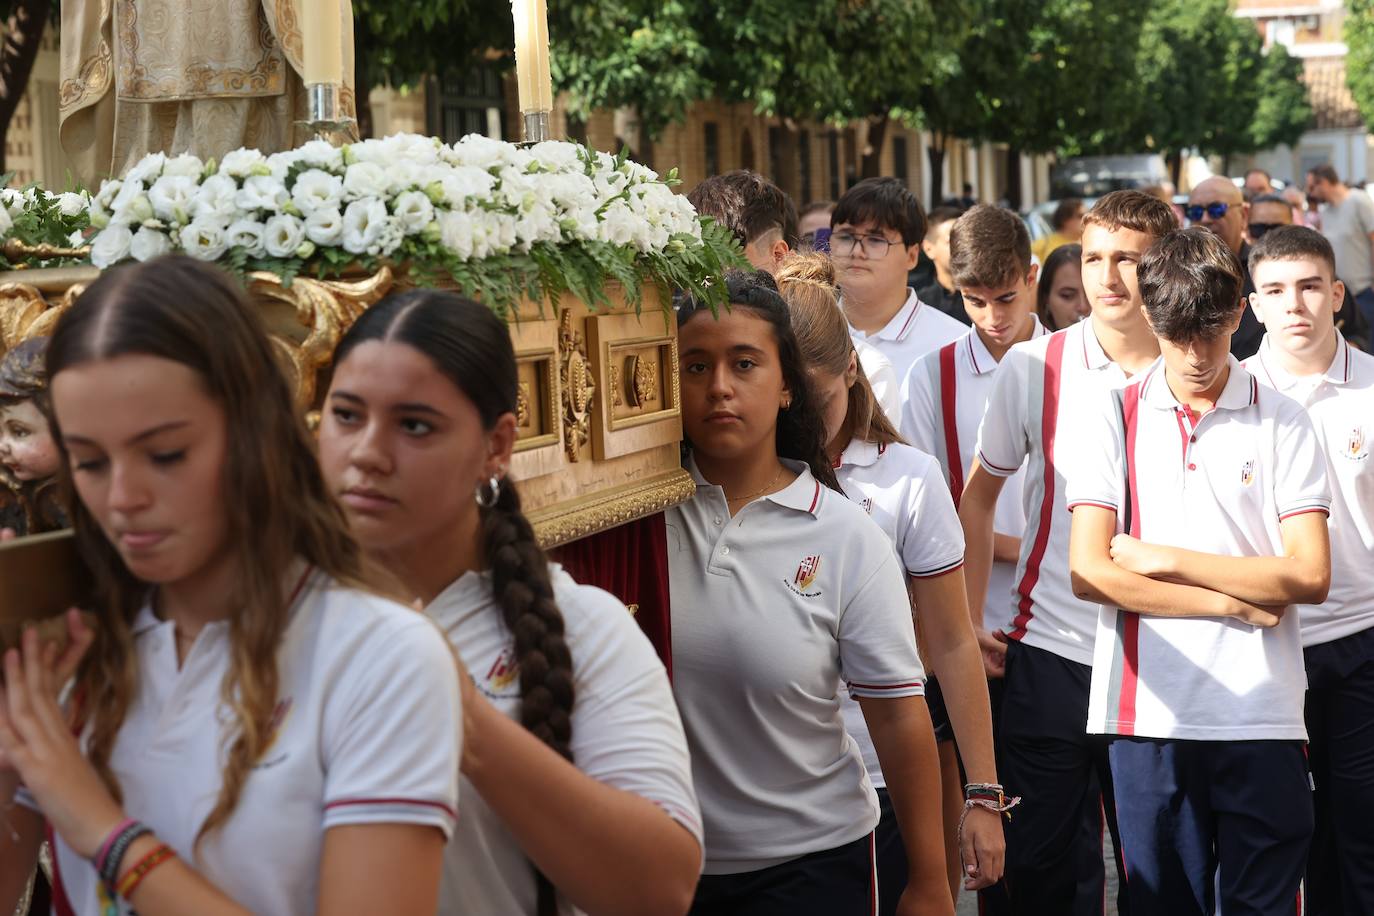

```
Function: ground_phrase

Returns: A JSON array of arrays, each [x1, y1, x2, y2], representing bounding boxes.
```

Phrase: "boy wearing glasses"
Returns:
[[834, 177, 967, 383], [1187, 176, 1263, 358], [1243, 226, 1374, 915], [1068, 226, 1330, 915]]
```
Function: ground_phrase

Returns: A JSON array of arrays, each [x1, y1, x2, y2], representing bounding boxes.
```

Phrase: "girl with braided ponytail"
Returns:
[[0, 255, 461, 916], [318, 289, 702, 916], [669, 269, 951, 916]]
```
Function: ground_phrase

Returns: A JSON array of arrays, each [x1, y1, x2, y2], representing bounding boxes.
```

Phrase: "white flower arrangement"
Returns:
[[83, 133, 741, 314], [0, 186, 93, 267]]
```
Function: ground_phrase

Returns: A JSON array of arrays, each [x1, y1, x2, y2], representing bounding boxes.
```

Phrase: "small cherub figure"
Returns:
[[0, 337, 67, 535]]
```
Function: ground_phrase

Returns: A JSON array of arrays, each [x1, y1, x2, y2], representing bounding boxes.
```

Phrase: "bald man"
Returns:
[[1187, 176, 1262, 357]]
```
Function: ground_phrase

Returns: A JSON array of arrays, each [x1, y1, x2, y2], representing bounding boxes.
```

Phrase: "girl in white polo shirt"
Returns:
[[0, 256, 461, 916], [778, 254, 1007, 911], [317, 290, 703, 916], [670, 269, 952, 916]]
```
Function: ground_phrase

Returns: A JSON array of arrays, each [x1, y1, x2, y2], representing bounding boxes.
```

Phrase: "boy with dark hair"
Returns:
[[687, 170, 791, 272], [835, 177, 967, 383], [1244, 225, 1374, 915], [913, 206, 969, 325], [901, 204, 1047, 902], [960, 189, 1175, 914], [1068, 226, 1331, 915]]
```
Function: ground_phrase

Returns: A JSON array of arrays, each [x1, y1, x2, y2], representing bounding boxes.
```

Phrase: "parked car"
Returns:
[[1050, 155, 1169, 199]]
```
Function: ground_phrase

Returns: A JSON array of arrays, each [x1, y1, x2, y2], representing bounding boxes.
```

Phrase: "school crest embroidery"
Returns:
[[485, 648, 519, 690], [861, 497, 874, 515], [1240, 459, 1256, 487], [1344, 426, 1368, 461], [794, 555, 821, 590]]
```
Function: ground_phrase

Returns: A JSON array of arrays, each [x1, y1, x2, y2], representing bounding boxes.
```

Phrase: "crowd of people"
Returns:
[[0, 158, 1369, 916]]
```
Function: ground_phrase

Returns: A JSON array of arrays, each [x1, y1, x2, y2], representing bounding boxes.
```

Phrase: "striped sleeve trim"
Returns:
[[1278, 504, 1331, 521], [976, 450, 1019, 477], [1066, 499, 1118, 513], [323, 797, 458, 833], [847, 679, 926, 699], [657, 802, 705, 842], [909, 558, 965, 579]]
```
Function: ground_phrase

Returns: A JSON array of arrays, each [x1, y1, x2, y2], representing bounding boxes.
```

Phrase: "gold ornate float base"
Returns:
[[0, 265, 692, 547]]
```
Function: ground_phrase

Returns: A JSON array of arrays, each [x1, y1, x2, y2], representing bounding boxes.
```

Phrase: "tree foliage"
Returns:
[[1250, 43, 1311, 152], [1346, 0, 1374, 127]]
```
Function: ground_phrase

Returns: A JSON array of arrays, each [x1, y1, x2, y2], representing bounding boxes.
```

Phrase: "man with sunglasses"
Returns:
[[1187, 176, 1262, 358]]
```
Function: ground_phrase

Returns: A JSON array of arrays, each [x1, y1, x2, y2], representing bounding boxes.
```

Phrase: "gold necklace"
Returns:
[[725, 466, 785, 504]]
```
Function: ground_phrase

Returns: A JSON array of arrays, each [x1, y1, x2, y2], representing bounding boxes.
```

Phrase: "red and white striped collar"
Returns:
[[688, 455, 824, 517], [1141, 355, 1259, 412], [1078, 317, 1114, 371], [964, 314, 1047, 376], [1252, 332, 1352, 392], [856, 287, 923, 343]]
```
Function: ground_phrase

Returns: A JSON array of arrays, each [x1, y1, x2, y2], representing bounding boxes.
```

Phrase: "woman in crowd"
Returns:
[[0, 255, 461, 916], [776, 254, 1006, 910], [316, 289, 702, 916], [669, 268, 952, 916], [1035, 243, 1088, 331]]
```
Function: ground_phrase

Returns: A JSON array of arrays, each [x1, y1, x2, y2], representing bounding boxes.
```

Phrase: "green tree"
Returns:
[[1249, 43, 1311, 154], [1346, 0, 1374, 126]]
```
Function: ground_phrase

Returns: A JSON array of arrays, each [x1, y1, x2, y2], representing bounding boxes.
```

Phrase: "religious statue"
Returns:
[[0, 337, 67, 536], [58, 0, 356, 187]]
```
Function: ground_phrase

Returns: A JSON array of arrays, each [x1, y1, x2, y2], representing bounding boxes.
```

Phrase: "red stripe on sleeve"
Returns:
[[938, 342, 964, 507], [1116, 383, 1144, 733]]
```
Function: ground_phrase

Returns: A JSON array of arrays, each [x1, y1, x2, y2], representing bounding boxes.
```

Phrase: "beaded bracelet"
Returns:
[[116, 843, 176, 901], [95, 821, 152, 893]]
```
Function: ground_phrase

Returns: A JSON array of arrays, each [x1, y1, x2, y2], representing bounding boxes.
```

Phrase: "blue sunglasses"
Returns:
[[1185, 202, 1230, 222]]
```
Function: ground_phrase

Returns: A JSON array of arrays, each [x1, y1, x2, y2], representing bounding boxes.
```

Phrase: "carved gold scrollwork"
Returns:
[[247, 266, 395, 406], [628, 354, 657, 407], [516, 381, 532, 428], [558, 308, 595, 462], [0, 281, 85, 353], [608, 365, 623, 407]]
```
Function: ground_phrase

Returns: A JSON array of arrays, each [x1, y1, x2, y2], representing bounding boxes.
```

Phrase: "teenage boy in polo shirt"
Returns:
[[835, 177, 967, 384], [1243, 225, 1374, 915], [1068, 227, 1331, 916], [959, 190, 1174, 915]]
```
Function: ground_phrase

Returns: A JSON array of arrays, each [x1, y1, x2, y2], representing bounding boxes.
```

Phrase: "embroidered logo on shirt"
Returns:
[[1344, 426, 1368, 462], [485, 648, 520, 690], [1240, 459, 1256, 487], [785, 555, 824, 596], [861, 497, 874, 514]]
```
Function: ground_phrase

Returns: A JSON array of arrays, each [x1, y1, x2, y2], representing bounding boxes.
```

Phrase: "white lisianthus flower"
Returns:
[[342, 161, 389, 201], [438, 210, 475, 261], [89, 180, 122, 227], [1, 188, 26, 218], [437, 167, 497, 207], [56, 192, 89, 218], [220, 148, 268, 179], [227, 218, 268, 257], [528, 140, 583, 172], [295, 139, 344, 171], [90, 224, 135, 267], [148, 175, 199, 225], [391, 190, 434, 235], [110, 180, 154, 226], [291, 169, 344, 217], [193, 174, 239, 223], [598, 200, 639, 248], [263, 214, 307, 258], [179, 220, 229, 261], [236, 174, 289, 213], [125, 153, 167, 185], [373, 218, 405, 257], [341, 198, 389, 255], [0, 207, 13, 237], [305, 207, 344, 246], [130, 226, 174, 262], [161, 153, 206, 179]]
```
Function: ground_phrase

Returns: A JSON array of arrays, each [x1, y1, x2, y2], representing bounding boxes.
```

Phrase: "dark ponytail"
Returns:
[[677, 269, 841, 492], [333, 290, 573, 911]]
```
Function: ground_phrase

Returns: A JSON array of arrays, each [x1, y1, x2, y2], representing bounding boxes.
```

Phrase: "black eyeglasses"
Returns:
[[1248, 222, 1284, 239], [1185, 202, 1230, 222], [831, 232, 900, 257]]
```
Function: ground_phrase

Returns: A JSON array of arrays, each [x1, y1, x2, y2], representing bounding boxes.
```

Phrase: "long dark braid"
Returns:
[[333, 290, 575, 913]]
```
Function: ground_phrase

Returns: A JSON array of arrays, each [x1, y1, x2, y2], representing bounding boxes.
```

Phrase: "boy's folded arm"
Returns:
[[1138, 513, 1331, 606], [1068, 505, 1279, 625]]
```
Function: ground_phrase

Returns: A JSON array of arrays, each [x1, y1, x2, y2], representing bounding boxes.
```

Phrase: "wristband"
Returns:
[[96, 821, 153, 893], [92, 818, 136, 876], [116, 843, 176, 900]]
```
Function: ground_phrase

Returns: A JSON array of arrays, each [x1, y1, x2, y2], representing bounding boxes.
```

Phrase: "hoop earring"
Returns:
[[475, 475, 502, 509]]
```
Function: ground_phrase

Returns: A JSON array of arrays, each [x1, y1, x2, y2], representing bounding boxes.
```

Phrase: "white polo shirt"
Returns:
[[1066, 359, 1330, 740], [847, 287, 969, 384], [44, 568, 461, 916], [1244, 333, 1374, 647], [668, 458, 924, 874], [973, 319, 1134, 665], [426, 564, 703, 915], [902, 319, 1047, 632], [834, 438, 963, 789], [855, 338, 901, 426]]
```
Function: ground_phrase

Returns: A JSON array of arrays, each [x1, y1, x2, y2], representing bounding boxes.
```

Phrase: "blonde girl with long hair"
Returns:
[[0, 256, 461, 916], [776, 253, 1007, 911]]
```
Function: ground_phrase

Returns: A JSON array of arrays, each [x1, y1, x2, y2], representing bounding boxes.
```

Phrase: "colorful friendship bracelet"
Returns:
[[115, 843, 176, 900], [95, 821, 152, 893]]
